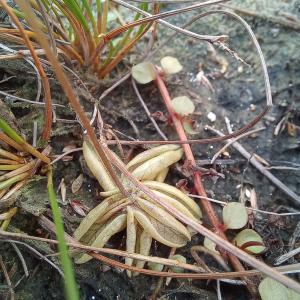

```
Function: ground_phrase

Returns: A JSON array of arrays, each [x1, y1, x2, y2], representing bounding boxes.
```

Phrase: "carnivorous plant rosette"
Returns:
[[73, 139, 202, 275]]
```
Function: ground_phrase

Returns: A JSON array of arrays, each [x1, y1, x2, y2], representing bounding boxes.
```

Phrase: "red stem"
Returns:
[[155, 73, 257, 294]]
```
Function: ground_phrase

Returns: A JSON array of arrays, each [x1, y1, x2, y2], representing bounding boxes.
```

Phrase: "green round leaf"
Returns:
[[170, 254, 186, 273], [222, 202, 248, 229], [160, 56, 183, 75], [171, 96, 195, 116], [259, 277, 289, 300], [132, 61, 156, 84], [233, 229, 266, 254], [148, 261, 164, 272]]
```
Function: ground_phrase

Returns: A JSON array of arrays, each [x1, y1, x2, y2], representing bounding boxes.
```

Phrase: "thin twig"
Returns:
[[99, 72, 131, 101], [206, 122, 300, 205], [189, 194, 300, 216], [0, 43, 41, 102], [112, 0, 228, 43], [9, 242, 29, 277], [132, 77, 168, 140], [0, 255, 15, 300], [50, 148, 82, 165], [211, 127, 265, 164], [0, 240, 63, 277], [0, 90, 64, 107]]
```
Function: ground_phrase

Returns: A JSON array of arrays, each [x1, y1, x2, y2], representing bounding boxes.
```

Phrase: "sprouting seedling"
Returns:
[[233, 229, 266, 255], [222, 202, 248, 230], [131, 56, 182, 84], [259, 277, 300, 300]]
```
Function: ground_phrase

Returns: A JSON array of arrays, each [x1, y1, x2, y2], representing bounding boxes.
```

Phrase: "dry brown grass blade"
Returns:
[[13, 1, 300, 294], [0, 0, 52, 142]]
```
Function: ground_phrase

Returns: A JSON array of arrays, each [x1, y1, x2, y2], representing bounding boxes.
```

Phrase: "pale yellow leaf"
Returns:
[[155, 167, 169, 183], [160, 56, 183, 75], [131, 149, 183, 181], [136, 197, 191, 240], [171, 96, 195, 116], [126, 145, 180, 171], [75, 214, 126, 264], [83, 140, 117, 191], [204, 237, 219, 254], [132, 61, 156, 84], [126, 206, 137, 277], [73, 194, 124, 241], [144, 181, 202, 218], [134, 230, 152, 274], [133, 208, 188, 247]]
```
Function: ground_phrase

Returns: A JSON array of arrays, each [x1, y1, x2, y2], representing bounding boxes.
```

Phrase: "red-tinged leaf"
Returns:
[[70, 200, 89, 217], [175, 179, 192, 194]]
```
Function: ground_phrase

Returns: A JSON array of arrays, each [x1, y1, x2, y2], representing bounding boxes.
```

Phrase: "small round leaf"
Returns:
[[222, 202, 248, 229], [259, 277, 289, 300], [171, 96, 195, 116], [170, 254, 186, 273], [132, 61, 156, 84], [160, 56, 183, 75], [233, 229, 266, 254]]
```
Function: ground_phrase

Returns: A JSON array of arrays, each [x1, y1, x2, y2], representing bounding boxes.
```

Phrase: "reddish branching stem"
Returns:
[[155, 72, 257, 295]]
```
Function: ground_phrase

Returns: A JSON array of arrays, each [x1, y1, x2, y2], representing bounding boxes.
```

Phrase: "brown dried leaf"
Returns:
[[71, 174, 84, 194], [70, 200, 88, 217], [57, 178, 67, 204]]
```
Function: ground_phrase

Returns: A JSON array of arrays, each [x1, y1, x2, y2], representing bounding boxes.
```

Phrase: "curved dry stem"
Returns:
[[111, 0, 227, 43]]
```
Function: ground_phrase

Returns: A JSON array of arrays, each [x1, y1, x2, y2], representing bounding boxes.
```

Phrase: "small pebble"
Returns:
[[207, 112, 216, 122]]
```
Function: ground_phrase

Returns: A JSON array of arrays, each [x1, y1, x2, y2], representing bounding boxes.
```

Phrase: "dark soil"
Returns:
[[1, 1, 300, 299]]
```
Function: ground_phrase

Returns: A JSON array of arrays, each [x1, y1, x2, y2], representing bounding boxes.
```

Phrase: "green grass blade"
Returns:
[[0, 117, 24, 144], [47, 169, 79, 300]]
